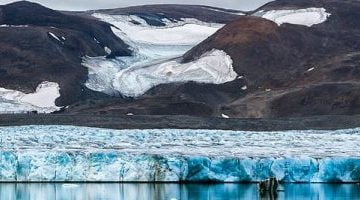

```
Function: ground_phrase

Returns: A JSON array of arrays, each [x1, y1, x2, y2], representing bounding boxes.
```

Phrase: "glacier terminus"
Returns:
[[0, 125, 359, 183]]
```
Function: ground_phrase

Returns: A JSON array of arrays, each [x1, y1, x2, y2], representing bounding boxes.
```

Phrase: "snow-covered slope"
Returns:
[[0, 82, 61, 113], [83, 14, 232, 97], [94, 14, 221, 46], [254, 8, 331, 27], [1, 125, 360, 182]]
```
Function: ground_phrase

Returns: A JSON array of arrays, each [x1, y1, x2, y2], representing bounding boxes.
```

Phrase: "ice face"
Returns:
[[0, 125, 360, 182], [0, 82, 61, 113], [254, 8, 331, 27], [83, 14, 236, 97]]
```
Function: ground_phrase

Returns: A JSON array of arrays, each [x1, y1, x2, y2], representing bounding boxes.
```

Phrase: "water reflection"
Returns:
[[0, 183, 359, 200]]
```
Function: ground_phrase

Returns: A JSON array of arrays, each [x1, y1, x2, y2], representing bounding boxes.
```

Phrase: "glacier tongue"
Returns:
[[0, 125, 360, 183], [83, 14, 234, 97]]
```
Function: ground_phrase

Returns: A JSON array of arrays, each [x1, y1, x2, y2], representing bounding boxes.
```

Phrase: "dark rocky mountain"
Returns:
[[70, 0, 360, 118], [1, 0, 359, 119], [180, 0, 360, 118], [93, 4, 243, 26], [0, 1, 131, 105]]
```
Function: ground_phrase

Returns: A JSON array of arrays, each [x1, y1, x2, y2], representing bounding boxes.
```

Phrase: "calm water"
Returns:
[[0, 183, 359, 200]]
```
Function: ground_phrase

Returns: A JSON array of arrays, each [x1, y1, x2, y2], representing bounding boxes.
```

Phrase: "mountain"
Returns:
[[70, 0, 360, 118], [178, 0, 360, 118], [0, 1, 131, 108], [92, 4, 244, 26], [0, 0, 359, 118], [0, 1, 243, 114]]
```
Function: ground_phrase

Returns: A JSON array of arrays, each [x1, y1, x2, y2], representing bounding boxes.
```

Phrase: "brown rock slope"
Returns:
[[181, 0, 360, 118]]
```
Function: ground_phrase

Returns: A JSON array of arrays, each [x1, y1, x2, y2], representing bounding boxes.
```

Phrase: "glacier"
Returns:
[[0, 125, 360, 182], [83, 14, 238, 97], [254, 8, 331, 27]]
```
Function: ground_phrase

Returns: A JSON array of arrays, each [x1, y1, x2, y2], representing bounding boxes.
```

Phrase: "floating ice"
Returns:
[[0, 125, 360, 182], [0, 82, 61, 113], [255, 8, 331, 27]]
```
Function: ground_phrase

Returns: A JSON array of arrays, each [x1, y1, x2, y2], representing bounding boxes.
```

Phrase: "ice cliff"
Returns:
[[0, 126, 359, 182]]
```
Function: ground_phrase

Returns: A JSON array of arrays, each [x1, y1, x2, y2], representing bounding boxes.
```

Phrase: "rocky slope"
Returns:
[[70, 0, 360, 118], [0, 1, 131, 106], [0, 2, 242, 114], [1, 0, 359, 118], [92, 4, 243, 26], [178, 0, 360, 118]]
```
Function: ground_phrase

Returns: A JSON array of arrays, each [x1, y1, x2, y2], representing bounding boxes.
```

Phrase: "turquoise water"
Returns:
[[0, 183, 359, 200]]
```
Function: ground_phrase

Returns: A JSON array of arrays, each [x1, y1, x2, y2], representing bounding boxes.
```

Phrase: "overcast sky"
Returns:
[[0, 0, 273, 11]]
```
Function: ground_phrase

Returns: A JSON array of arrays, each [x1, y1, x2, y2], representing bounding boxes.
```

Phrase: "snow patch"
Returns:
[[0, 24, 28, 28], [48, 32, 62, 42], [104, 46, 112, 54], [255, 8, 331, 27], [306, 67, 315, 72], [221, 114, 230, 118], [94, 38, 100, 44], [0, 82, 61, 113]]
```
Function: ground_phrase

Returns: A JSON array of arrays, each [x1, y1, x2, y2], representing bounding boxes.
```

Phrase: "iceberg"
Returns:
[[0, 125, 359, 182]]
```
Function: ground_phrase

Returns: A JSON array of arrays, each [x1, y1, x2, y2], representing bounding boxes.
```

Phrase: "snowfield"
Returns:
[[1, 125, 360, 182], [0, 82, 61, 113], [83, 14, 234, 97], [92, 14, 222, 46], [255, 8, 331, 27]]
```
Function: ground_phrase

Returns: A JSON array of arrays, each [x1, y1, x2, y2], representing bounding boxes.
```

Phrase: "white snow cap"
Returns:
[[0, 81, 61, 113], [255, 8, 331, 27]]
